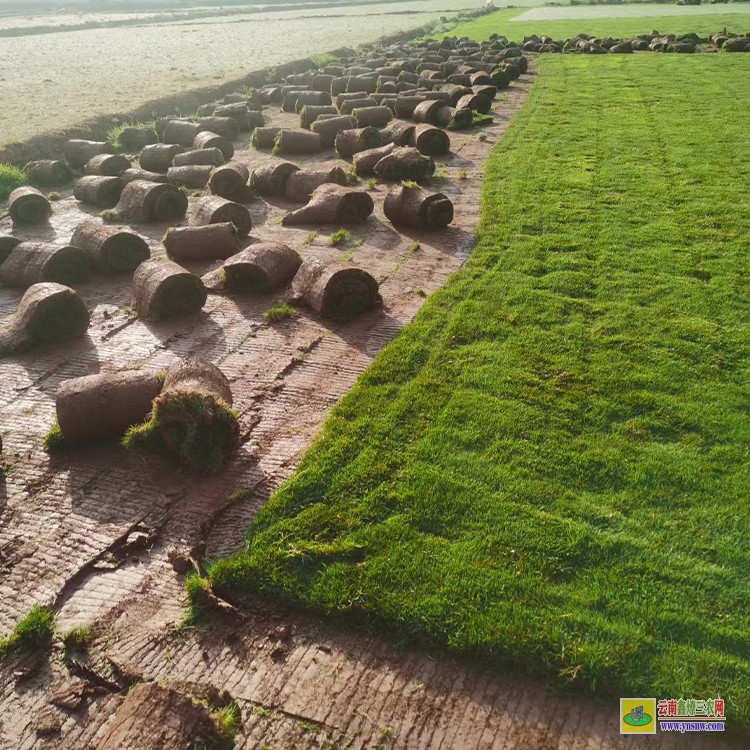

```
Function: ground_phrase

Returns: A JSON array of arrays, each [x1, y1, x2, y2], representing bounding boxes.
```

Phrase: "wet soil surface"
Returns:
[[0, 71, 737, 749]]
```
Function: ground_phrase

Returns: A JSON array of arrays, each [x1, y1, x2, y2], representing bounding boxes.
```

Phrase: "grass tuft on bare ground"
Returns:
[[210, 54, 750, 726], [0, 162, 27, 201], [0, 605, 54, 661]]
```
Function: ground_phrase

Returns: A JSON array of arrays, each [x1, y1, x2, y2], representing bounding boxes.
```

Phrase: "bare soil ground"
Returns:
[[0, 70, 737, 749]]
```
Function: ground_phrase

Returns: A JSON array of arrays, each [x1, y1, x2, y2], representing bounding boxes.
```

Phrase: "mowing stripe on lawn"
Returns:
[[212, 54, 750, 726]]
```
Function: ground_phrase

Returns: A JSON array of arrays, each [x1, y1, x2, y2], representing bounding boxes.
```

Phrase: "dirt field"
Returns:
[[0, 0, 478, 148]]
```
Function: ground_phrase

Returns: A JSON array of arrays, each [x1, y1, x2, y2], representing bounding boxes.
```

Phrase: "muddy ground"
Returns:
[[0, 68, 738, 749]]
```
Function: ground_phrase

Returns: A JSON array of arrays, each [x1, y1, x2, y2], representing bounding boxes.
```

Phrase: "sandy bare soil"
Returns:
[[0, 0, 480, 148], [0, 65, 740, 748]]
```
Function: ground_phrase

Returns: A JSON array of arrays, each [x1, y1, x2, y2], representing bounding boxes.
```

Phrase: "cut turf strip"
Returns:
[[211, 54, 750, 726]]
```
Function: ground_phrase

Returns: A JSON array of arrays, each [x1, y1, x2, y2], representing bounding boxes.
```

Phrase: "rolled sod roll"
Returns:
[[0, 242, 91, 288], [64, 139, 115, 169], [250, 161, 300, 197], [447, 73, 472, 86], [214, 103, 262, 131], [282, 184, 374, 226], [373, 146, 435, 182], [113, 181, 188, 223], [285, 167, 350, 202], [8, 187, 52, 225], [131, 259, 207, 319], [193, 131, 234, 161], [163, 119, 202, 148], [472, 84, 498, 101], [73, 176, 124, 208], [123, 357, 238, 474], [438, 84, 473, 106], [273, 129, 323, 155], [348, 75, 377, 94], [197, 103, 216, 117], [335, 91, 369, 107], [413, 99, 451, 126], [189, 196, 252, 237], [310, 115, 357, 148], [335, 127, 382, 159], [25, 160, 72, 187], [0, 283, 89, 356], [381, 120, 416, 146], [340, 97, 377, 114], [353, 106, 392, 128], [413, 124, 450, 156], [288, 256, 380, 318], [84, 154, 131, 176], [116, 126, 158, 151], [198, 116, 239, 141], [251, 127, 282, 150], [139, 144, 185, 173], [71, 220, 150, 274], [353, 143, 396, 176], [446, 107, 474, 130], [0, 236, 21, 264], [208, 163, 251, 201], [167, 164, 213, 189], [120, 168, 170, 185], [383, 184, 453, 229], [299, 104, 338, 129], [292, 90, 332, 112], [172, 148, 225, 167], [163, 223, 239, 262], [394, 96, 427, 119], [220, 243, 302, 292], [55, 370, 164, 443]]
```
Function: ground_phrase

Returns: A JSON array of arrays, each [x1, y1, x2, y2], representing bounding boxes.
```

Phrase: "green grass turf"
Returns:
[[211, 54, 750, 724], [446, 5, 750, 41]]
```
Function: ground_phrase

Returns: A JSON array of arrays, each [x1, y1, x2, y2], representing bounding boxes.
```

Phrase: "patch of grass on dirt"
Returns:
[[0, 605, 54, 661], [210, 703, 239, 745], [62, 626, 90, 656], [310, 53, 339, 69], [328, 228, 351, 246], [210, 54, 750, 726], [184, 571, 211, 624], [106, 121, 156, 151], [0, 162, 27, 201], [263, 301, 297, 323], [43, 418, 65, 452]]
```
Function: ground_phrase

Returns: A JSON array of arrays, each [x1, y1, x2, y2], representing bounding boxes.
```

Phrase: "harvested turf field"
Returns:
[[212, 54, 750, 726], [445, 5, 750, 41]]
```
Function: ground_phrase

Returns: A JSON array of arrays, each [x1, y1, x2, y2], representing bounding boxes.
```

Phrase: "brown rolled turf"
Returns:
[[198, 116, 240, 141], [213, 103, 257, 131], [446, 107, 474, 130], [25, 160, 73, 187], [281, 184, 374, 226], [273, 129, 323, 155], [383, 184, 453, 229], [162, 119, 202, 148], [64, 139, 115, 169], [394, 96, 427, 119], [116, 126, 158, 151], [413, 124, 451, 156], [335, 91, 369, 107], [84, 154, 131, 176], [0, 242, 91, 288], [120, 168, 170, 185], [311, 73, 334, 91], [172, 148, 225, 167], [472, 84, 498, 100], [335, 126, 382, 159], [373, 146, 435, 182], [131, 259, 207, 319], [8, 187, 52, 225], [208, 163, 251, 201], [352, 106, 392, 128], [251, 127, 282, 149], [139, 144, 185, 173], [167, 165, 213, 189], [73, 176, 124, 208], [122, 356, 238, 474], [258, 85, 282, 104], [70, 220, 150, 274], [413, 99, 451, 125], [292, 90, 333, 112], [381, 120, 416, 146], [285, 167, 350, 202], [55, 370, 164, 443], [0, 282, 89, 356], [348, 75, 377, 94], [163, 222, 239, 262], [220, 243, 303, 292], [197, 103, 216, 117], [155, 116, 178, 140], [250, 161, 300, 197], [299, 104, 338, 129], [353, 143, 396, 176], [438, 84, 473, 106], [189, 196, 252, 237], [193, 131, 235, 161], [310, 115, 357, 148], [287, 256, 380, 318], [330, 77, 349, 96], [339, 97, 377, 115], [112, 180, 188, 223], [0, 236, 21, 265]]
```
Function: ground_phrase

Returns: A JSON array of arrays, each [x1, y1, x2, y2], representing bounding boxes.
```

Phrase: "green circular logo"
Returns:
[[623, 711, 653, 727]]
